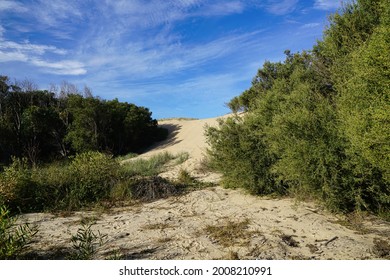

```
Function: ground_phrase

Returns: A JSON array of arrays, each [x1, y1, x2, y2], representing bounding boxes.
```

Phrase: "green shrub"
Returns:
[[1, 152, 124, 212], [30, 162, 73, 211], [0, 158, 36, 211], [206, 1, 390, 216], [66, 151, 120, 209], [206, 116, 280, 195]]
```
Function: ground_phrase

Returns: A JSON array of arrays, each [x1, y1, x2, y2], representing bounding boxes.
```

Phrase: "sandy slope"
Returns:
[[123, 116, 224, 182], [21, 116, 390, 260]]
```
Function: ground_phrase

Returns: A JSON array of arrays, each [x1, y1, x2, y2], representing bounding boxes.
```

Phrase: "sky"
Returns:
[[0, 0, 342, 119]]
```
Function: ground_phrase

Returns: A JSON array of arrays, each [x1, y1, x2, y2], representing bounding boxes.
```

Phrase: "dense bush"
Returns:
[[206, 116, 280, 195], [0, 80, 167, 166], [207, 0, 389, 215], [0, 152, 120, 211], [0, 151, 191, 212]]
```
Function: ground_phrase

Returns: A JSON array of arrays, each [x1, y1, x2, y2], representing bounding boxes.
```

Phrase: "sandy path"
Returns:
[[21, 117, 390, 260]]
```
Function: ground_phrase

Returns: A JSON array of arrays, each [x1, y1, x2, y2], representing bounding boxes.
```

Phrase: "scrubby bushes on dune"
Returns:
[[0, 152, 120, 211], [0, 151, 193, 213], [206, 0, 390, 216]]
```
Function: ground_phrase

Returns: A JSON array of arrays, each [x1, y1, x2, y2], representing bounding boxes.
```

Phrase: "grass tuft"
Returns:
[[205, 218, 256, 248]]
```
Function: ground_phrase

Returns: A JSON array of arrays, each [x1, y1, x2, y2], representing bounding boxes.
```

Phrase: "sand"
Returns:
[[20, 116, 390, 259]]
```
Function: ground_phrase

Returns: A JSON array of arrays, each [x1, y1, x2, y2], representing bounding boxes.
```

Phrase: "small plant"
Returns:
[[177, 169, 214, 190], [70, 222, 107, 260], [0, 205, 38, 259], [177, 169, 196, 185]]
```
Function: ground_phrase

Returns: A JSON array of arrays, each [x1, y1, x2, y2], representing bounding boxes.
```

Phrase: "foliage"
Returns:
[[0, 204, 38, 259], [0, 151, 195, 212], [0, 81, 167, 165], [0, 152, 122, 212], [70, 222, 107, 260], [206, 114, 280, 195], [66, 152, 121, 209], [0, 158, 35, 211], [206, 0, 390, 215]]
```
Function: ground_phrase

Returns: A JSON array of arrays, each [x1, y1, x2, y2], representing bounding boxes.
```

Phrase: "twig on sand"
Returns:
[[324, 236, 338, 246]]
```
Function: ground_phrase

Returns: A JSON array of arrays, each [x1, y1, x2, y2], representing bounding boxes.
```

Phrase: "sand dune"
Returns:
[[21, 116, 390, 259]]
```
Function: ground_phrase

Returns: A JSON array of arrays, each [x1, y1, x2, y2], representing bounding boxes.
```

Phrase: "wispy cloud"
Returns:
[[301, 22, 320, 29], [265, 0, 298, 15], [104, 0, 247, 31], [0, 50, 28, 63], [79, 28, 264, 84], [0, 37, 85, 75], [31, 59, 86, 75], [30, 0, 83, 27], [314, 0, 341, 10], [0, 0, 27, 12], [194, 1, 245, 16], [0, 40, 67, 56]]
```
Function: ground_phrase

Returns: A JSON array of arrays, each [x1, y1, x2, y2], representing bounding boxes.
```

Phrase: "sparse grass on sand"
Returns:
[[121, 151, 189, 177]]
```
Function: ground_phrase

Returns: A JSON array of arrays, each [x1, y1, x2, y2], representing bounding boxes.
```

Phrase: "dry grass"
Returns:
[[141, 222, 175, 231], [204, 218, 261, 248], [130, 176, 184, 202]]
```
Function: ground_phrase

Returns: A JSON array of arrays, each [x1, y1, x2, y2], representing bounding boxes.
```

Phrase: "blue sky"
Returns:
[[0, 0, 341, 119]]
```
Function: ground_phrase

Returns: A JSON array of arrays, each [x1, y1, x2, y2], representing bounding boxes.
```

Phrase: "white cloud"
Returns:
[[31, 59, 86, 75], [301, 22, 320, 29], [31, 0, 83, 27], [81, 28, 264, 84], [0, 0, 27, 12], [0, 40, 67, 55], [265, 0, 298, 15], [104, 0, 250, 31], [0, 50, 28, 62], [314, 0, 341, 10], [195, 1, 245, 16], [0, 37, 84, 75]]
